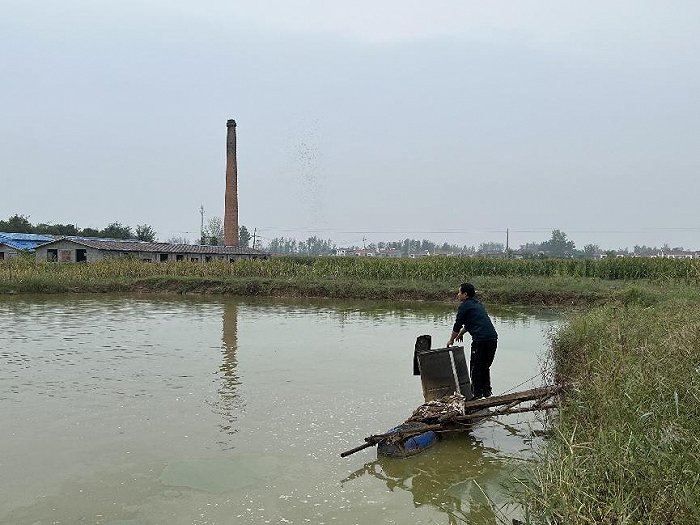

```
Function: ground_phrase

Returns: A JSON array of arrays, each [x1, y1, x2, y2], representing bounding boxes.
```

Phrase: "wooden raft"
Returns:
[[340, 385, 563, 457]]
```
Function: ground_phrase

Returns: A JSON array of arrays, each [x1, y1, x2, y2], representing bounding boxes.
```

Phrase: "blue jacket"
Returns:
[[453, 298, 498, 341]]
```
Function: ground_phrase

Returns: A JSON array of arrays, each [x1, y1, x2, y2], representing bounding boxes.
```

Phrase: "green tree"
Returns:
[[583, 244, 600, 258], [266, 237, 297, 254], [420, 239, 436, 253], [35, 223, 80, 236], [518, 242, 543, 256], [541, 229, 576, 258], [101, 222, 133, 239], [135, 224, 157, 242], [202, 217, 223, 245], [633, 244, 665, 256], [167, 236, 190, 245], [239, 225, 251, 248], [477, 242, 504, 255], [0, 214, 33, 233], [298, 236, 334, 255], [80, 227, 100, 237]]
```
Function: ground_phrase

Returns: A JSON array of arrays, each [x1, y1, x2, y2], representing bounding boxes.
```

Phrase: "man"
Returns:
[[446, 283, 498, 399]]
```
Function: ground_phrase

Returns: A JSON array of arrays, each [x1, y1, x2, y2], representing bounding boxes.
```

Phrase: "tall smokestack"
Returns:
[[224, 119, 239, 246]]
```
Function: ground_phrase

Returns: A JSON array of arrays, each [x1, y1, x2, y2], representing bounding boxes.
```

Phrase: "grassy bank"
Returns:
[[516, 299, 700, 524], [2, 257, 699, 306]]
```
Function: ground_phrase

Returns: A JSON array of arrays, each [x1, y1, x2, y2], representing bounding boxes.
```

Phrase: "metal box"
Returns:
[[416, 346, 473, 402]]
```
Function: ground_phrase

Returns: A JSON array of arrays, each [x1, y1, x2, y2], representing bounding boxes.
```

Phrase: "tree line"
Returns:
[[0, 214, 158, 242], [256, 229, 688, 258], [1, 214, 252, 247], [1, 215, 689, 257]]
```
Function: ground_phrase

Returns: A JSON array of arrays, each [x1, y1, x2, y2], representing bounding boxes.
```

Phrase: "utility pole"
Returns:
[[200, 205, 205, 245], [252, 228, 257, 250], [506, 228, 510, 252]]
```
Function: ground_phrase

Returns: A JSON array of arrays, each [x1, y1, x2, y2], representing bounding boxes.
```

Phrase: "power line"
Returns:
[[252, 226, 700, 235]]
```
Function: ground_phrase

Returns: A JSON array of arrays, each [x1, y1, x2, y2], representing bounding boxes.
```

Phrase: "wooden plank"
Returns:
[[451, 402, 557, 423], [500, 399, 525, 412], [461, 386, 562, 411]]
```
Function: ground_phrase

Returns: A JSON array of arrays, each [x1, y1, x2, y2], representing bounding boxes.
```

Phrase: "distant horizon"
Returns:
[[1, 215, 696, 253]]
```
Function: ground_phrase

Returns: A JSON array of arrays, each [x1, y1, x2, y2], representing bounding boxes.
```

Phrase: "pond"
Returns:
[[0, 295, 561, 525]]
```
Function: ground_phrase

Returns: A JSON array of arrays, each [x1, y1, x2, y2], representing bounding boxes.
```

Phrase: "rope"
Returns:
[[497, 372, 541, 396]]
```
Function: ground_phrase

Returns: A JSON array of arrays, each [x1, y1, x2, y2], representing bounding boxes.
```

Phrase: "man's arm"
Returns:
[[447, 326, 466, 346], [447, 304, 468, 346]]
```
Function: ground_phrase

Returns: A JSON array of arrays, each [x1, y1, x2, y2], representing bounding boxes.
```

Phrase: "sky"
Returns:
[[2, 0, 699, 250]]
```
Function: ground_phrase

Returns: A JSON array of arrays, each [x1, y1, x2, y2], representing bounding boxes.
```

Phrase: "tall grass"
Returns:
[[516, 301, 700, 524]]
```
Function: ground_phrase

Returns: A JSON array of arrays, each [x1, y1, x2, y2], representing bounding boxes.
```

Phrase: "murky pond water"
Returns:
[[0, 295, 560, 525]]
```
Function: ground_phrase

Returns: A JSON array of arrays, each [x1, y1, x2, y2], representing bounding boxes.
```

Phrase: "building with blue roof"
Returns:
[[1, 232, 269, 263], [0, 232, 56, 260], [34, 236, 268, 263]]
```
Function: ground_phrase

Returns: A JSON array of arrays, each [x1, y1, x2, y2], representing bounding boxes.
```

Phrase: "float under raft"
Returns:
[[376, 422, 439, 458]]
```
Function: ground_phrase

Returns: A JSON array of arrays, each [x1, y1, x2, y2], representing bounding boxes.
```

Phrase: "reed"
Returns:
[[514, 300, 700, 524]]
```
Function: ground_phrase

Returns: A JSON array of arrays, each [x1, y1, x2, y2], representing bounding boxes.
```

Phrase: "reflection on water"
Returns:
[[343, 435, 504, 524], [342, 422, 534, 525], [210, 301, 241, 446], [0, 295, 560, 525]]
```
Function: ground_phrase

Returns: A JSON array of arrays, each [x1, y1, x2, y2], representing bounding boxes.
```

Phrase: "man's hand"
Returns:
[[447, 330, 459, 347], [455, 333, 464, 343]]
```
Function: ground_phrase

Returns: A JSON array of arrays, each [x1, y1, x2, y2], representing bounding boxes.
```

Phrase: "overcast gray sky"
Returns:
[[2, 1, 699, 250]]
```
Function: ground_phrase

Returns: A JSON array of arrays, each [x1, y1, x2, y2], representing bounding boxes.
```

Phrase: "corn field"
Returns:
[[1, 256, 699, 284]]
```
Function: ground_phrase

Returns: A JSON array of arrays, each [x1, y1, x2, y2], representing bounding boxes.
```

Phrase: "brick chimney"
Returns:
[[224, 119, 239, 246]]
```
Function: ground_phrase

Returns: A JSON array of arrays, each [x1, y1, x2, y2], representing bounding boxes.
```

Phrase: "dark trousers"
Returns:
[[470, 339, 497, 398]]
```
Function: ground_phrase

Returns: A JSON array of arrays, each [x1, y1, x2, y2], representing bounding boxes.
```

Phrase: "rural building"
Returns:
[[408, 250, 432, 258], [34, 237, 269, 263], [656, 250, 699, 259], [377, 249, 403, 258], [0, 241, 17, 260], [0, 232, 56, 259]]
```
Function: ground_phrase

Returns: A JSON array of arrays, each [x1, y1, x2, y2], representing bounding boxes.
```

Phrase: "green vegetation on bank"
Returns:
[[516, 299, 700, 524], [1, 256, 699, 304]]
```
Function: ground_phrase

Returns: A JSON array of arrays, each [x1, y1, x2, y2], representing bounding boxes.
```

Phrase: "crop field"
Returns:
[[2, 255, 699, 283]]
